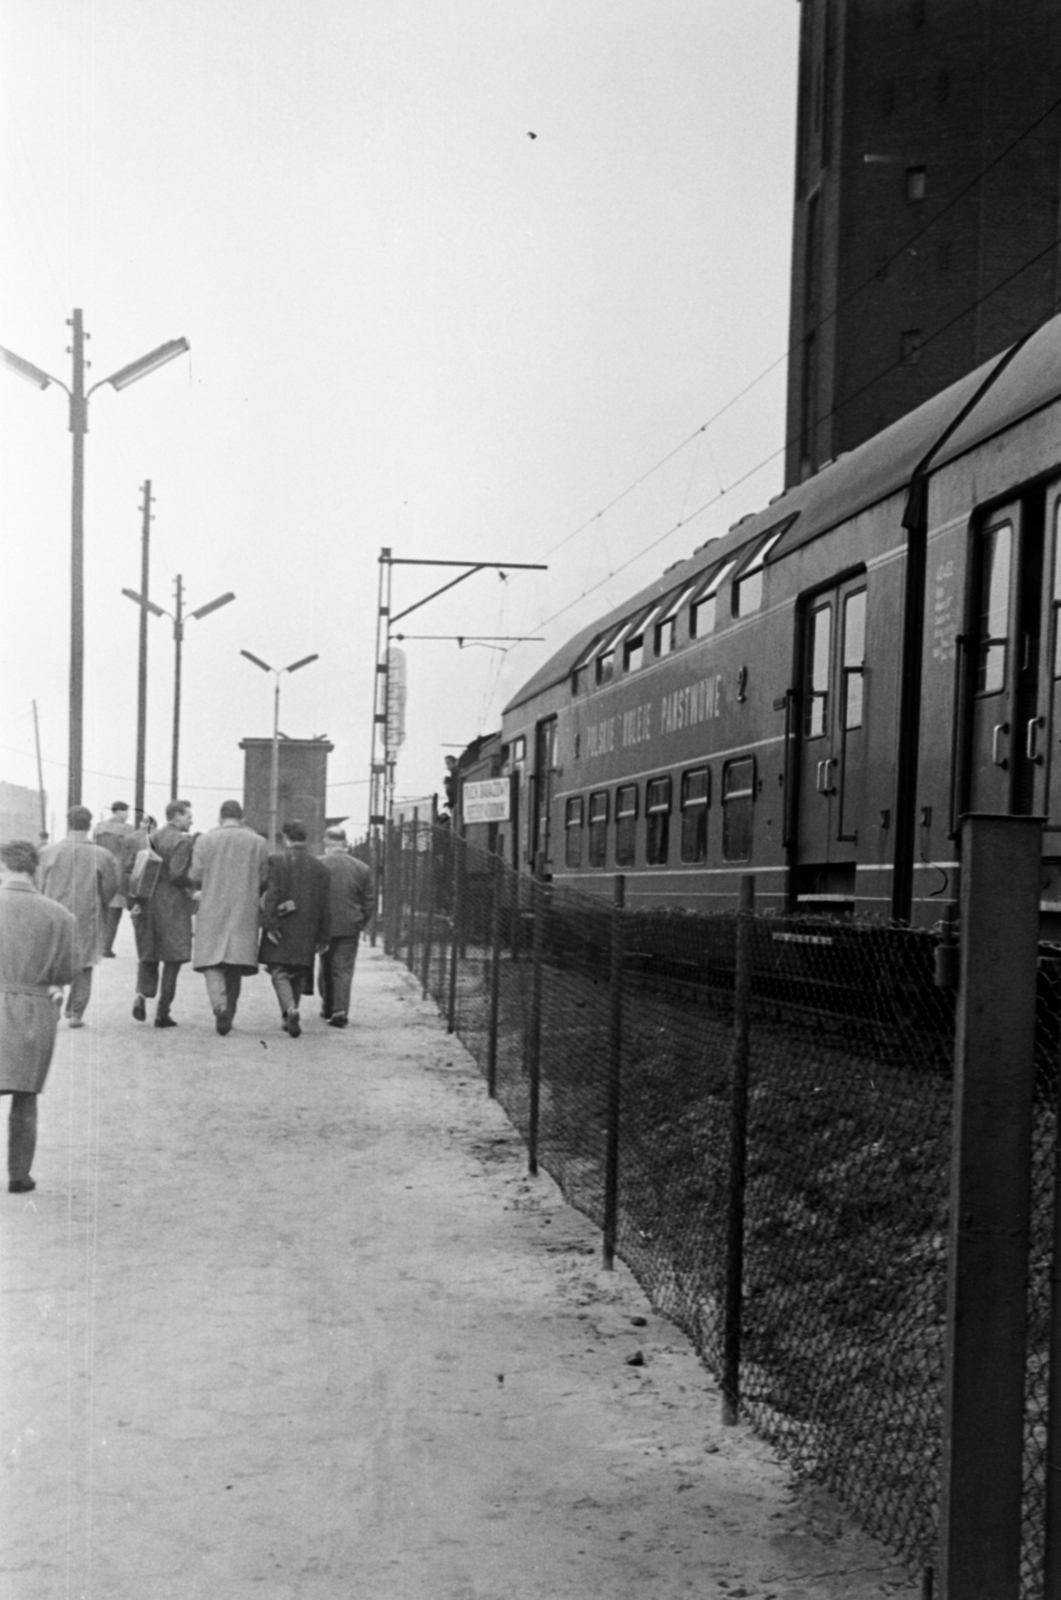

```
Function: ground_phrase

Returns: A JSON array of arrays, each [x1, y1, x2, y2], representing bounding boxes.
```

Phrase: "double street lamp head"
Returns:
[[240, 649, 320, 677]]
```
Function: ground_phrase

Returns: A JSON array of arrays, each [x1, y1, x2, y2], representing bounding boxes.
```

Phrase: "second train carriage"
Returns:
[[491, 312, 1061, 929]]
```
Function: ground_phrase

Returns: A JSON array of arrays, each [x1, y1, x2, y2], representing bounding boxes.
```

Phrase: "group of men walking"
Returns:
[[0, 802, 373, 1193]]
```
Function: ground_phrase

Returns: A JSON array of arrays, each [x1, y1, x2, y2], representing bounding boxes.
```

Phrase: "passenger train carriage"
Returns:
[[496, 312, 1061, 929]]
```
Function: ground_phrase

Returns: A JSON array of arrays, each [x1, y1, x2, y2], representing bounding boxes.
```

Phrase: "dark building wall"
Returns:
[[239, 739, 333, 851], [786, 0, 1061, 486]]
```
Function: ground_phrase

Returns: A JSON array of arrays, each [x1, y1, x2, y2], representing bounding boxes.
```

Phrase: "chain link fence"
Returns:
[[377, 819, 1058, 1597]]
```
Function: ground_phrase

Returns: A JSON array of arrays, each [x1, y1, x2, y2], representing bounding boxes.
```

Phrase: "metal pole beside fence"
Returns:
[[939, 814, 1041, 1600], [1042, 1038, 1061, 1596], [722, 874, 755, 1425], [486, 846, 503, 1098], [421, 822, 436, 1000], [447, 831, 463, 1034], [527, 875, 545, 1176], [603, 874, 626, 1271], [407, 810, 419, 975]]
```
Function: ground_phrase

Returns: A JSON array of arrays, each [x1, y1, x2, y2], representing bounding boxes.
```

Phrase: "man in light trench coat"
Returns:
[[38, 805, 120, 1027], [0, 839, 77, 1193], [189, 799, 269, 1035]]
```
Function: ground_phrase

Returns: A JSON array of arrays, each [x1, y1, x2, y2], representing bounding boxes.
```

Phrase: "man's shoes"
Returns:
[[328, 1013, 348, 1029], [68, 1017, 85, 1029], [8, 1177, 35, 1194], [132, 995, 147, 1022], [154, 1014, 178, 1028], [320, 1010, 332, 1021], [286, 1010, 301, 1038], [214, 1007, 232, 1037], [104, 951, 117, 958]]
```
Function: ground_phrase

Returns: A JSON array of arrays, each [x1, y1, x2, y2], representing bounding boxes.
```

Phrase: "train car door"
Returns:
[[795, 579, 867, 868], [1036, 485, 1061, 831], [965, 498, 1045, 816], [530, 716, 557, 876]]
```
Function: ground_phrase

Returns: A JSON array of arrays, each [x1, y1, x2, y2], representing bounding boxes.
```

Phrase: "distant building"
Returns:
[[0, 781, 45, 844], [239, 737, 333, 852], [785, 0, 1061, 486]]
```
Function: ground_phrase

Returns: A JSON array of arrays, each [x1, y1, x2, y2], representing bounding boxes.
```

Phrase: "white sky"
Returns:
[[0, 0, 798, 834]]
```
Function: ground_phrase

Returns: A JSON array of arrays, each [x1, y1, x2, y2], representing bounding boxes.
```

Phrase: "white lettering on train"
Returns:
[[586, 718, 616, 758], [621, 703, 652, 748], [659, 675, 722, 736]]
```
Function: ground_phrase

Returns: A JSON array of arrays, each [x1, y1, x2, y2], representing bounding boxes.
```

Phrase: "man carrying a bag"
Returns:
[[129, 799, 196, 1028]]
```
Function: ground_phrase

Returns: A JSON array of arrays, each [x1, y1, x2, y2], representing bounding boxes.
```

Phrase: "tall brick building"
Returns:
[[785, 0, 1061, 487]]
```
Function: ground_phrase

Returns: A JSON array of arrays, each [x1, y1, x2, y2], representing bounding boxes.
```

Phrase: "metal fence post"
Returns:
[[939, 814, 1041, 1600], [486, 846, 503, 1098], [722, 873, 755, 1425], [603, 873, 626, 1270], [420, 823, 436, 1000], [446, 830, 463, 1034], [1044, 1056, 1061, 1600], [407, 810, 419, 975], [526, 875, 545, 1176]]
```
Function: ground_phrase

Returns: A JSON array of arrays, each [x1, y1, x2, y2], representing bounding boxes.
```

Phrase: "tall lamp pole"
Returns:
[[240, 650, 320, 847], [1, 312, 190, 807], [122, 577, 235, 801]]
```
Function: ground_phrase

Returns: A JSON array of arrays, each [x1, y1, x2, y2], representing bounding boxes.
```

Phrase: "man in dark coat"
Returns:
[[0, 839, 77, 1193], [129, 799, 196, 1028], [38, 806, 120, 1028], [92, 800, 133, 955], [259, 819, 330, 1037], [317, 828, 373, 1028]]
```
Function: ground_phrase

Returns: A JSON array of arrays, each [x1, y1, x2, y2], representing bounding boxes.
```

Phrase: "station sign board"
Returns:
[[463, 777, 510, 824]]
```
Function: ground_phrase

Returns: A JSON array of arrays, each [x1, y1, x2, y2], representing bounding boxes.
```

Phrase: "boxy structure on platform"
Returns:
[[240, 736, 333, 851]]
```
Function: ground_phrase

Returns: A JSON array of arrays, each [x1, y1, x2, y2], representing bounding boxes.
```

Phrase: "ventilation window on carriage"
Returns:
[[588, 790, 609, 868], [843, 589, 867, 729], [680, 766, 710, 863], [722, 757, 756, 862], [804, 598, 832, 736], [615, 783, 638, 868], [976, 521, 1012, 695], [596, 649, 616, 687], [653, 584, 696, 657], [645, 776, 672, 866], [734, 528, 786, 619], [623, 632, 645, 673], [690, 560, 736, 639], [564, 796, 584, 869]]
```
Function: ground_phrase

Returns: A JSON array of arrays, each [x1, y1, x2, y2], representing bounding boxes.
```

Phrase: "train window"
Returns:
[[804, 600, 832, 736], [512, 736, 526, 764], [615, 783, 638, 867], [646, 777, 671, 865], [572, 665, 588, 696], [690, 560, 736, 639], [680, 766, 710, 863], [588, 791, 609, 868], [653, 583, 697, 657], [976, 522, 1011, 694], [564, 797, 583, 868], [624, 633, 645, 673], [596, 649, 616, 687], [734, 529, 786, 618], [722, 757, 756, 862], [843, 589, 866, 729]]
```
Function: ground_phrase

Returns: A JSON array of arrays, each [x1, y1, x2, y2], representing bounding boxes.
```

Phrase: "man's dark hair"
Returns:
[[0, 839, 39, 874], [166, 798, 192, 822], [68, 805, 93, 831], [219, 800, 243, 821], [282, 819, 307, 842]]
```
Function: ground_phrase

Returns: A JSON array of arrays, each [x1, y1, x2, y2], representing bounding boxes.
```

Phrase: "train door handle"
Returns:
[[992, 722, 1010, 769], [1027, 716, 1045, 764], [816, 757, 837, 795]]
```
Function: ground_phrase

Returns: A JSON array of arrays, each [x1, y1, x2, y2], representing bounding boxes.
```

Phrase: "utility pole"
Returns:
[[366, 548, 548, 873], [172, 575, 184, 800], [31, 700, 46, 840], [69, 311, 86, 809], [133, 481, 153, 821]]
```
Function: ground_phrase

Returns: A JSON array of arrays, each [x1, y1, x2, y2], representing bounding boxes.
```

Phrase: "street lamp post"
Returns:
[[240, 650, 320, 847], [1, 311, 190, 807], [122, 577, 235, 802]]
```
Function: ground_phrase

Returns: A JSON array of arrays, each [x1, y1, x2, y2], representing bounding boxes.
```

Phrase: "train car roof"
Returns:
[[504, 311, 1061, 717]]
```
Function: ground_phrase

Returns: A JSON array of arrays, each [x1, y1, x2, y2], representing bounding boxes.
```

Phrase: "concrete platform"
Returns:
[[1, 931, 914, 1599]]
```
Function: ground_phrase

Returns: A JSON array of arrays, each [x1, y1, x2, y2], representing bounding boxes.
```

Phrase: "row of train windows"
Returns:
[[573, 526, 790, 694], [563, 758, 756, 871]]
